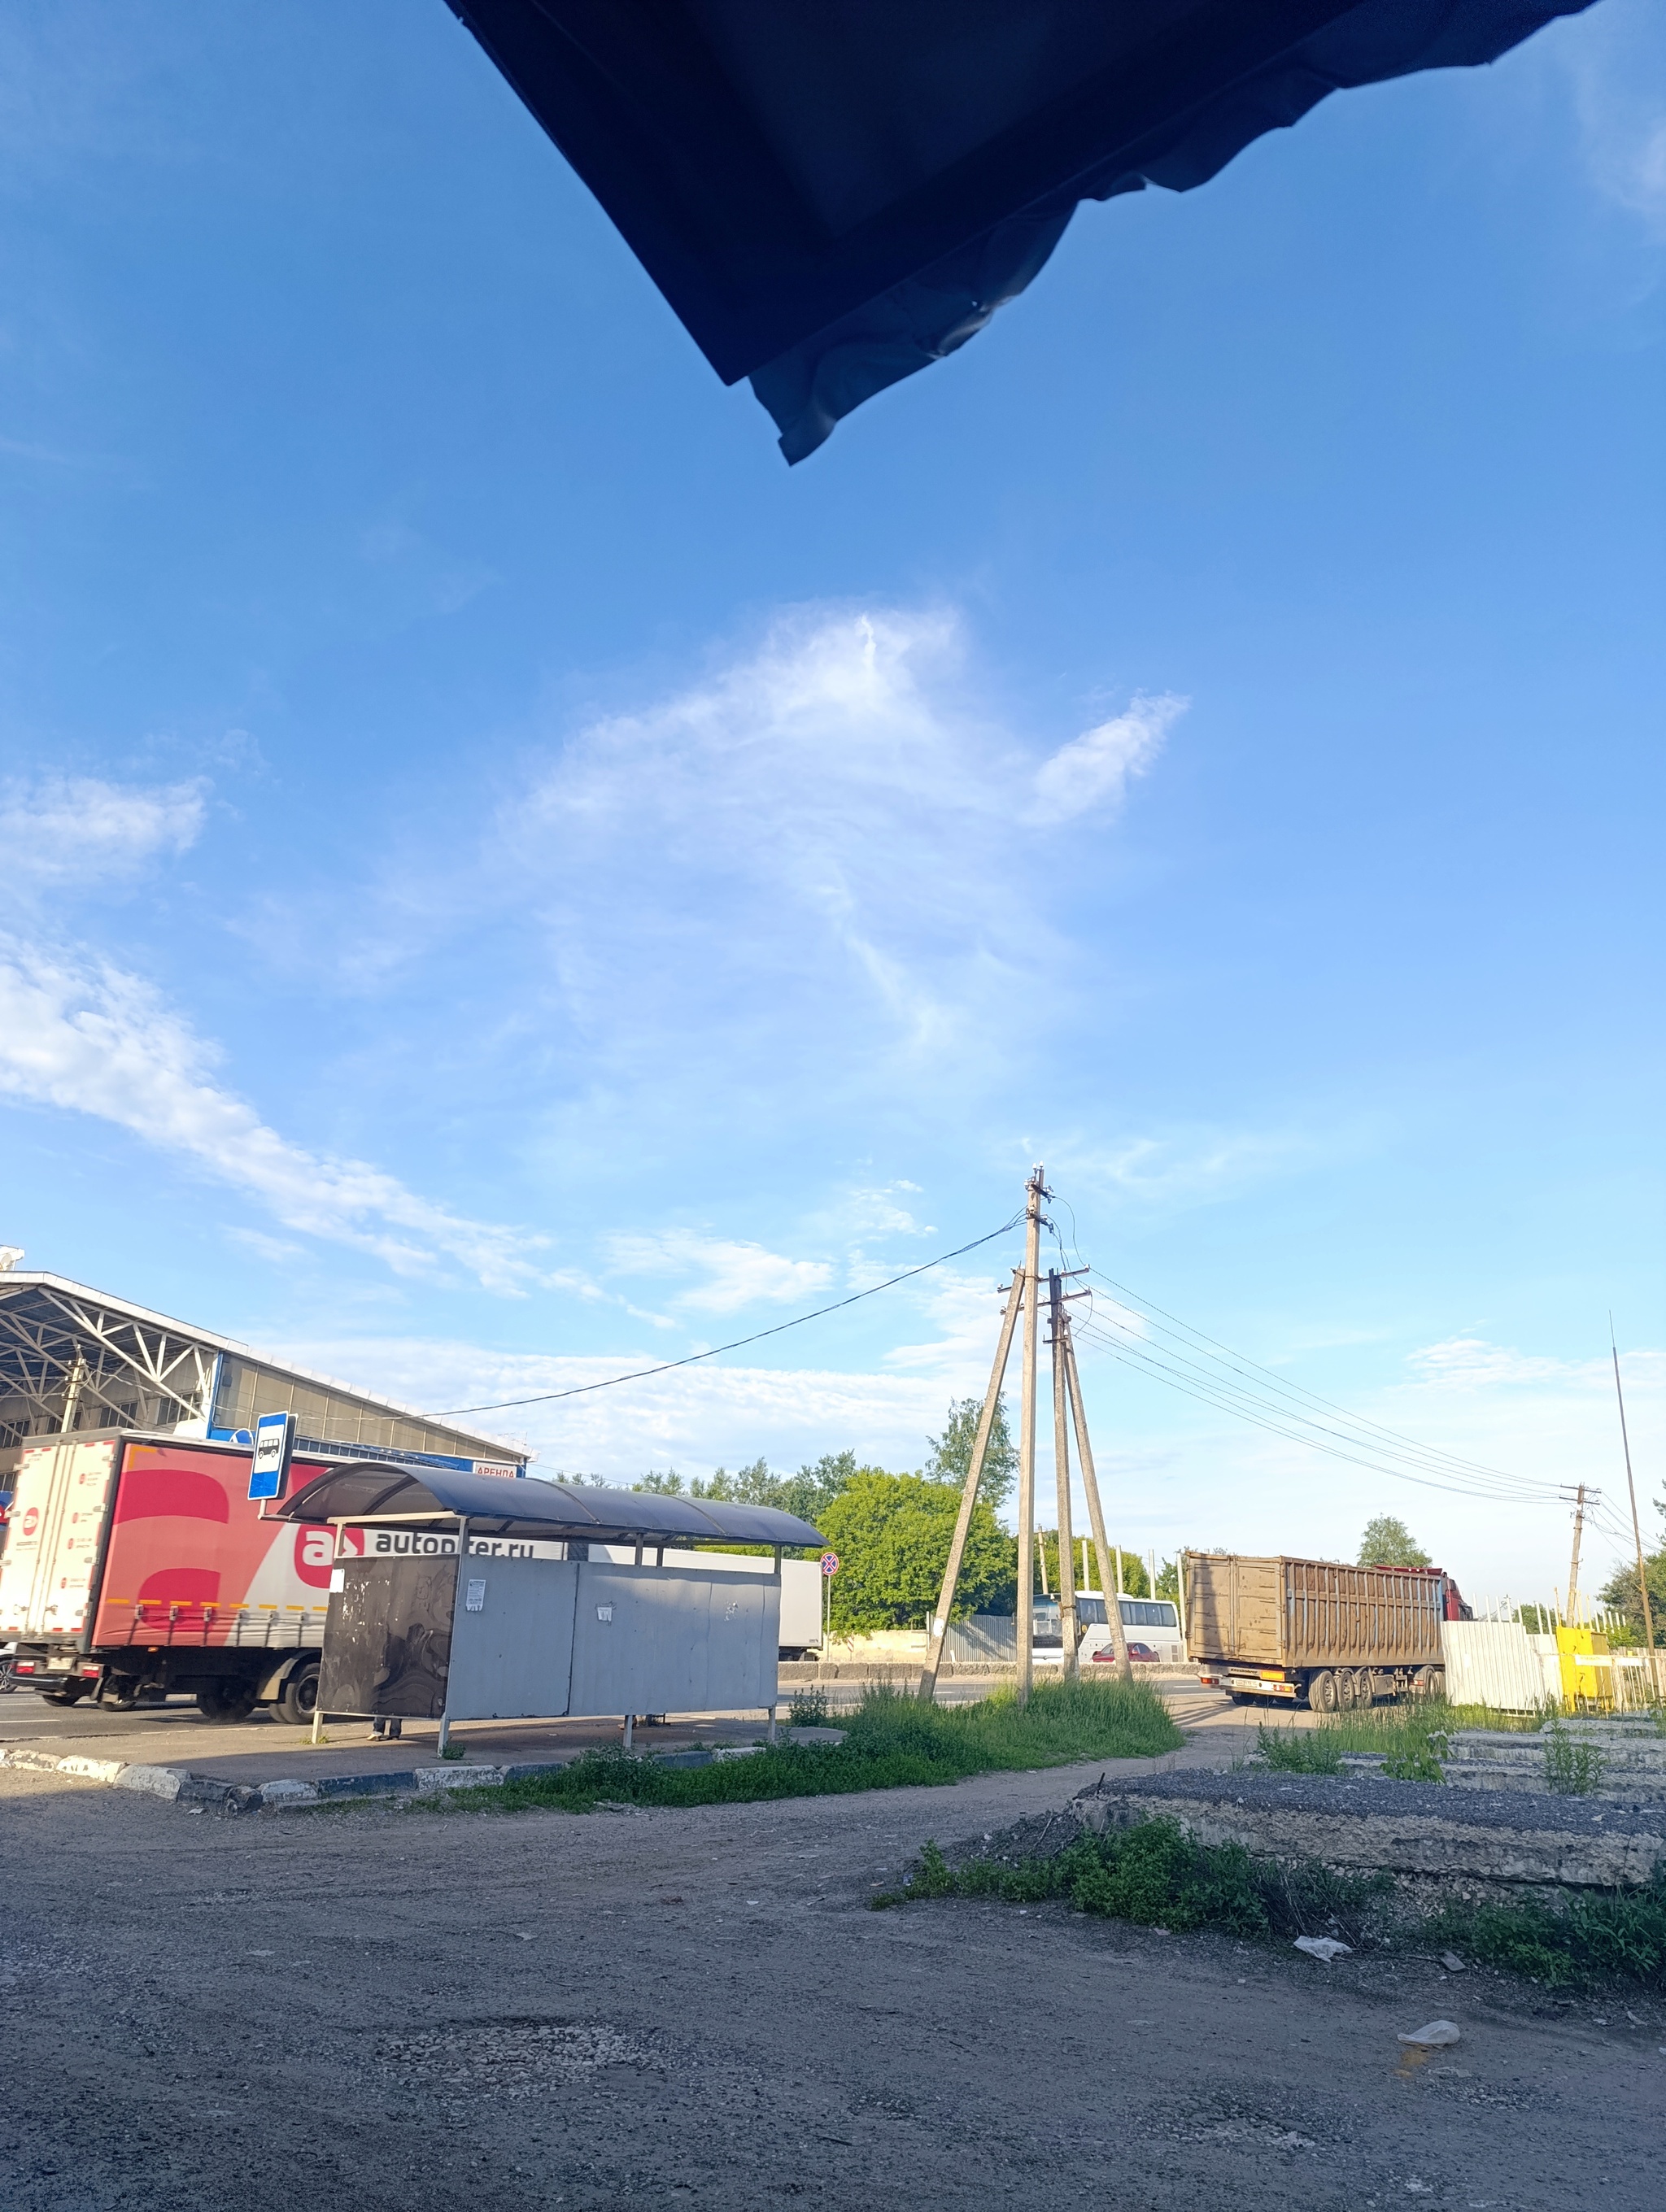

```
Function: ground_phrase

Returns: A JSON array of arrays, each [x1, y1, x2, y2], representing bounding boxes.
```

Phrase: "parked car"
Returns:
[[1093, 1639, 1159, 1664]]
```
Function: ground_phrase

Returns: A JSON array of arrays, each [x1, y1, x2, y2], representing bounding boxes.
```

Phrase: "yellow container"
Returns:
[[1555, 1626, 1612, 1710]]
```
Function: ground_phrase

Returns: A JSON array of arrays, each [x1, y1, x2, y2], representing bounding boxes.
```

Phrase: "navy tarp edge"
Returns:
[[440, 1, 1602, 458]]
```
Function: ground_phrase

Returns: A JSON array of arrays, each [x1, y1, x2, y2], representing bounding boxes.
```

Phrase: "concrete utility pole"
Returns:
[[1049, 1269, 1079, 1681], [1061, 1305, 1132, 1682], [1014, 1165, 1046, 1709], [1566, 1483, 1587, 1628], [1611, 1324, 1658, 1691], [917, 1269, 1023, 1701]]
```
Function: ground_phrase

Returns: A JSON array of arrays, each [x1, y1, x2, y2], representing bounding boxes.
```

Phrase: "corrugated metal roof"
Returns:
[[281, 1460, 824, 1548]]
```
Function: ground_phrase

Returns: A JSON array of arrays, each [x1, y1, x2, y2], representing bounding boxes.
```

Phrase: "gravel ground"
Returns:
[[1097, 1767, 1666, 1836], [2, 1757, 1662, 2212]]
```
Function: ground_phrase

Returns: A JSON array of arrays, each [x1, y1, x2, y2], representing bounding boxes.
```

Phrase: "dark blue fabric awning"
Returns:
[[443, 1, 1598, 459]]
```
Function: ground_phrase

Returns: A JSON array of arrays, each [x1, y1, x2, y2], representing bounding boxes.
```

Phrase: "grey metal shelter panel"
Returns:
[[568, 1563, 778, 1718], [443, 1557, 579, 1720], [320, 1557, 456, 1718]]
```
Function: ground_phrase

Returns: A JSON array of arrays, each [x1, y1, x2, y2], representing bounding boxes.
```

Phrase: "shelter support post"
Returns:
[[1062, 1312, 1132, 1683], [918, 1267, 1023, 1701], [437, 1516, 469, 1759]]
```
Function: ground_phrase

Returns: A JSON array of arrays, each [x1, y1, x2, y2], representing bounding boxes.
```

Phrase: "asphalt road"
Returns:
[[2, 1747, 1660, 2211]]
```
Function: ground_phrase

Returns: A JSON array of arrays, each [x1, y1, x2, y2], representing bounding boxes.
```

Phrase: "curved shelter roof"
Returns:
[[281, 1461, 823, 1549]]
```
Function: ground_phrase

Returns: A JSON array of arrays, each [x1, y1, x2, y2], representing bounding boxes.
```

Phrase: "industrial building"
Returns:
[[0, 1265, 524, 1485]]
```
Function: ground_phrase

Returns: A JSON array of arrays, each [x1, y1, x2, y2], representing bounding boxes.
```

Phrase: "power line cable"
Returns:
[[1081, 1266, 1575, 1496], [1074, 1305, 1564, 1501], [434, 1211, 1025, 1416], [1071, 1311, 1570, 1506]]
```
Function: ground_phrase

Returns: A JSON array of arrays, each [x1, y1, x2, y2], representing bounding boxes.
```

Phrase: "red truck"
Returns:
[[0, 1429, 345, 1722]]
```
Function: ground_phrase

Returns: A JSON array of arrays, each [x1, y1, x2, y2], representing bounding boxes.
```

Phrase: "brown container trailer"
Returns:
[[1184, 1552, 1461, 1711]]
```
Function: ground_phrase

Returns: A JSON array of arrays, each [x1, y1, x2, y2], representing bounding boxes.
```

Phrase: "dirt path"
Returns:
[[2, 1735, 1659, 2212]]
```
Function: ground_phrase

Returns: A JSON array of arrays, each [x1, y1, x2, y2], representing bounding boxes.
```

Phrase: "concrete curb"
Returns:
[[0, 1740, 745, 1812]]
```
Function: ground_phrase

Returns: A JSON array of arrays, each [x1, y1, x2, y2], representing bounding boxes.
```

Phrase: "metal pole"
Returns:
[[1062, 1312, 1132, 1683], [918, 1269, 1023, 1700], [1611, 1324, 1659, 1694], [1049, 1270, 1079, 1681], [1014, 1166, 1045, 1709], [437, 1515, 469, 1758]]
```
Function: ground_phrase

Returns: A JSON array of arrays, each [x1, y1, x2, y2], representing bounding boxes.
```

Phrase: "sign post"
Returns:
[[820, 1552, 839, 1659], [248, 1412, 296, 1502]]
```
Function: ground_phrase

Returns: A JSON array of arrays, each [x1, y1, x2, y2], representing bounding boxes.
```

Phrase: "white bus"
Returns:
[[1033, 1593, 1186, 1668]]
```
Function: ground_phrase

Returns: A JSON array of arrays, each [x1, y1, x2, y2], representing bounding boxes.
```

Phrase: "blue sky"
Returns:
[[2, 2, 1662, 1603]]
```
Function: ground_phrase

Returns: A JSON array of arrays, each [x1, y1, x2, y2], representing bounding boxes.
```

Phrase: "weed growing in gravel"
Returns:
[[418, 1677, 1181, 1819], [1541, 1722, 1607, 1797], [1256, 1696, 1529, 1785], [787, 1686, 831, 1726], [879, 1818, 1666, 1994], [1424, 1882, 1666, 1991], [879, 1819, 1391, 1949]]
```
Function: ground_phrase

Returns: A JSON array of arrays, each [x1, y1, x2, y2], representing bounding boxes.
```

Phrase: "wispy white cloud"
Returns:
[[261, 1334, 983, 1483], [0, 937, 555, 1294], [1061, 1123, 1328, 1211], [2, 774, 205, 889], [607, 1229, 835, 1317], [1027, 692, 1186, 825], [1556, 0, 1666, 233], [508, 607, 1178, 1074]]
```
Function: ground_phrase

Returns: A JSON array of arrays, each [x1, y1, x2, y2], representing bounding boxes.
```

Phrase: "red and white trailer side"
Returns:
[[0, 1430, 343, 1720]]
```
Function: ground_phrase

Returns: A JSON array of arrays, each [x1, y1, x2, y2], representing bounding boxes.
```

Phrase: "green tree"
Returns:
[[1033, 1530, 1150, 1598], [819, 1471, 1017, 1631], [1597, 1550, 1666, 1646], [1357, 1514, 1431, 1568], [924, 1395, 1018, 1508], [633, 1469, 686, 1496]]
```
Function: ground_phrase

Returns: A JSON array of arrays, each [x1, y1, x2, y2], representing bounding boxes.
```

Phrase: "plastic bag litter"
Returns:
[[1293, 1936, 1353, 1962], [1398, 2020, 1461, 2047]]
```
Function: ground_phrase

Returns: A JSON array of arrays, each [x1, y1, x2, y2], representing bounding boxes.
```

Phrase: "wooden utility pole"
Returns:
[[918, 1268, 1023, 1700], [1061, 1304, 1132, 1681], [1049, 1269, 1079, 1680], [1611, 1324, 1658, 1691], [1014, 1165, 1046, 1709], [1566, 1483, 1588, 1627]]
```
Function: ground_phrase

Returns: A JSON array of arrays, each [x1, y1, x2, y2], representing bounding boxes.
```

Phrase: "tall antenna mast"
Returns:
[[1611, 1317, 1657, 1687]]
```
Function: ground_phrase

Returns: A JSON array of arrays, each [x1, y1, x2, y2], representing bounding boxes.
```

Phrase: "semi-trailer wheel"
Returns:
[[1336, 1669, 1358, 1711], [275, 1658, 321, 1726], [40, 1682, 90, 1706], [1354, 1669, 1376, 1707], [1308, 1669, 1338, 1713], [196, 1678, 259, 1723]]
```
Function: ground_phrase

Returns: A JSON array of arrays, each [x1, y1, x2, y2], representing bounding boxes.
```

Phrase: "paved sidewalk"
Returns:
[[0, 1677, 1274, 1801]]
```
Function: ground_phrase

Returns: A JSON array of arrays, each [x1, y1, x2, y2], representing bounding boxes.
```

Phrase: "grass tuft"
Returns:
[[1256, 1696, 1542, 1786], [883, 1815, 1666, 1994], [417, 1676, 1182, 1819], [878, 1818, 1390, 1948]]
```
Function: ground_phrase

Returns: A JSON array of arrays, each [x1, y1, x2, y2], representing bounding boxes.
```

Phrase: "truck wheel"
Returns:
[[41, 1683, 90, 1706], [275, 1660, 320, 1726], [1335, 1670, 1357, 1711], [1353, 1670, 1375, 1708], [1308, 1670, 1338, 1713], [196, 1679, 259, 1723]]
